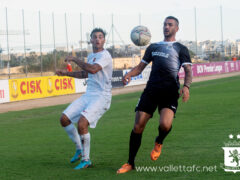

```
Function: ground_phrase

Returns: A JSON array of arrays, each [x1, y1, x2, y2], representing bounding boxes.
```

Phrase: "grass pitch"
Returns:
[[0, 76, 240, 180]]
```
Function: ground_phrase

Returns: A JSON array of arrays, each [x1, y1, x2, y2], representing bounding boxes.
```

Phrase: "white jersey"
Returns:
[[86, 49, 113, 95]]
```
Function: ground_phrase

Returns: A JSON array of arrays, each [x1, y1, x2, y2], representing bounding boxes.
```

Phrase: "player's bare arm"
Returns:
[[65, 56, 102, 74], [123, 62, 147, 85], [67, 71, 88, 78], [180, 64, 192, 102], [56, 70, 88, 79]]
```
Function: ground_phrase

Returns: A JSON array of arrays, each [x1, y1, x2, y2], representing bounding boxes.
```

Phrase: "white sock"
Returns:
[[64, 124, 82, 150], [81, 132, 90, 161]]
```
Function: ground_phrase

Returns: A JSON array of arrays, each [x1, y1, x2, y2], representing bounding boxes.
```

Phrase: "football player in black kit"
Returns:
[[117, 16, 193, 174]]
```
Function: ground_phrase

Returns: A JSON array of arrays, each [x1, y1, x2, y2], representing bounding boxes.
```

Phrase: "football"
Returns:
[[130, 25, 151, 46]]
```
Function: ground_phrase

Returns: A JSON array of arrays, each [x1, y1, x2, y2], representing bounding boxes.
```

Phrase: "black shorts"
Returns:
[[135, 87, 179, 117]]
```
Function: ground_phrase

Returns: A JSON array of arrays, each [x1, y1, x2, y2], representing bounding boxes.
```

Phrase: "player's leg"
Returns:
[[74, 116, 92, 170], [157, 108, 174, 143], [151, 108, 174, 161], [117, 111, 151, 174], [129, 111, 151, 165], [60, 114, 83, 163], [74, 94, 111, 170], [60, 95, 88, 163], [151, 88, 179, 161], [117, 87, 157, 174], [78, 117, 90, 163]]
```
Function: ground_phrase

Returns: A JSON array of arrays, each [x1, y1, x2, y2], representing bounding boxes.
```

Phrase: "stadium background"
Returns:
[[0, 4, 240, 179], [0, 6, 240, 79]]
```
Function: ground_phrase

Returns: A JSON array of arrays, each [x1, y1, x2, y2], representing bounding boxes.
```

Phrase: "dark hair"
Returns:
[[90, 28, 106, 38], [165, 16, 179, 26]]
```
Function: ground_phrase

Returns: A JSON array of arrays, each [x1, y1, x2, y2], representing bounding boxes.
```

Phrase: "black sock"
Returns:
[[128, 130, 142, 168], [155, 126, 172, 144]]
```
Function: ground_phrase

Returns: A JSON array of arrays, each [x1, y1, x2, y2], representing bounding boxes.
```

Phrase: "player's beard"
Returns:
[[164, 31, 172, 38], [164, 31, 176, 39]]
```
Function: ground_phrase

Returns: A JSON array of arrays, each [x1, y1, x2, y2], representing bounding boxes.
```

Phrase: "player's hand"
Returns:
[[180, 86, 190, 102], [56, 70, 66, 76], [122, 73, 131, 85]]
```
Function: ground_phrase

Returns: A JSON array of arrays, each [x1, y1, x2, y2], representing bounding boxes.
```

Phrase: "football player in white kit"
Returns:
[[56, 28, 113, 170]]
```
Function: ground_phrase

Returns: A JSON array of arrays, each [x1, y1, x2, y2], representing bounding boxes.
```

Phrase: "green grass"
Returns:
[[0, 76, 240, 180]]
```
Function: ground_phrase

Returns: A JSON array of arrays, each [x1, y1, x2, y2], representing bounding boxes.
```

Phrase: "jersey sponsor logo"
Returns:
[[166, 45, 173, 50], [152, 51, 169, 58]]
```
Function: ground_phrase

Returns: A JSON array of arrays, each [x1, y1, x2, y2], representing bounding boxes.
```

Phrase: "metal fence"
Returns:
[[0, 6, 240, 79]]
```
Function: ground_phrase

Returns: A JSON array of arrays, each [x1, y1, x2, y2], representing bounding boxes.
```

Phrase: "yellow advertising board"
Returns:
[[9, 76, 76, 102]]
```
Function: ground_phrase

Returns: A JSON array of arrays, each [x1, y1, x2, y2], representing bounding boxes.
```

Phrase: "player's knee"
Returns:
[[78, 120, 88, 134], [134, 123, 145, 133], [159, 123, 171, 132], [78, 125, 88, 134], [60, 114, 71, 127]]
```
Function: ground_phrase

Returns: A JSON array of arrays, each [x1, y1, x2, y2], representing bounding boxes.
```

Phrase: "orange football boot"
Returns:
[[150, 142, 162, 161], [117, 163, 133, 174]]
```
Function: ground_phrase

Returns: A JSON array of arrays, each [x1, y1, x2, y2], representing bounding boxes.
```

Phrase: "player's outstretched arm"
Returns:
[[65, 56, 102, 74], [122, 62, 147, 85], [56, 70, 66, 76], [56, 70, 88, 79], [65, 71, 88, 79], [180, 64, 192, 102]]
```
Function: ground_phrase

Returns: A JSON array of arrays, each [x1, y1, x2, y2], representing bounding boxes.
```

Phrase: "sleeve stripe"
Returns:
[[182, 62, 192, 66], [141, 59, 149, 64]]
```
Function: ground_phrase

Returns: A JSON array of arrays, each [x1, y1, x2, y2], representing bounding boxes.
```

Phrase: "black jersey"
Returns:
[[142, 41, 192, 90]]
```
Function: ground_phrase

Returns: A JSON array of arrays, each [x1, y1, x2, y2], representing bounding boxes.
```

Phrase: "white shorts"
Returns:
[[63, 93, 111, 128]]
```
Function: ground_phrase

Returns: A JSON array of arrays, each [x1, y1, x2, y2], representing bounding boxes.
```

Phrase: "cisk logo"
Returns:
[[11, 80, 18, 98], [221, 134, 240, 173], [47, 78, 53, 94]]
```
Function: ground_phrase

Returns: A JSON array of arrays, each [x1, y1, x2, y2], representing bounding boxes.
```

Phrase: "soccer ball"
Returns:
[[130, 26, 151, 46]]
